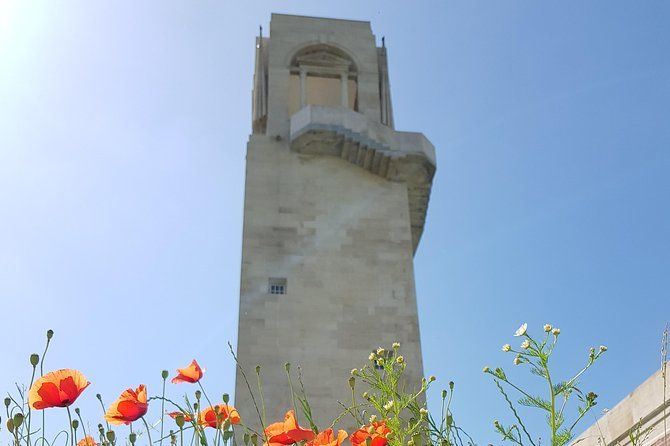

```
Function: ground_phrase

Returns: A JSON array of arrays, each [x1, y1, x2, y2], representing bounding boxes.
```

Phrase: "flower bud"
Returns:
[[96, 394, 103, 401], [255, 365, 261, 375], [170, 431, 177, 445], [243, 433, 250, 446], [396, 356, 404, 364], [74, 407, 81, 415], [193, 402, 199, 411], [429, 375, 436, 382], [351, 368, 358, 376], [376, 347, 385, 356], [284, 362, 291, 372], [521, 340, 530, 349], [514, 355, 522, 365], [195, 390, 202, 400], [46, 329, 54, 340], [72, 419, 79, 430], [7, 418, 14, 433], [502, 344, 511, 352], [98, 424, 105, 435], [348, 376, 356, 389], [419, 408, 428, 416], [30, 354, 40, 367], [392, 342, 400, 349], [162, 370, 169, 380], [368, 352, 376, 361], [599, 345, 607, 352], [449, 381, 454, 390], [483, 366, 490, 373], [223, 393, 230, 403], [129, 432, 137, 444], [106, 431, 116, 442], [13, 413, 24, 428], [441, 389, 447, 399], [4, 397, 10, 408], [250, 433, 258, 446], [176, 415, 185, 428]]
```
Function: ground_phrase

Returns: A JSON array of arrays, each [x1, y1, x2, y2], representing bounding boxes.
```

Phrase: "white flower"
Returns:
[[369, 352, 376, 361], [396, 355, 405, 364], [543, 324, 552, 332], [351, 368, 358, 376], [419, 408, 428, 416], [514, 355, 522, 365], [599, 345, 607, 352], [377, 347, 385, 356], [521, 340, 530, 349], [392, 342, 401, 349], [369, 414, 377, 423], [383, 400, 394, 411], [514, 323, 528, 337], [483, 366, 490, 373], [502, 344, 511, 352], [552, 328, 561, 336]]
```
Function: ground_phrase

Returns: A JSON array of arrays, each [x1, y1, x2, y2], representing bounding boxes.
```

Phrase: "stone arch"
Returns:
[[286, 43, 360, 114]]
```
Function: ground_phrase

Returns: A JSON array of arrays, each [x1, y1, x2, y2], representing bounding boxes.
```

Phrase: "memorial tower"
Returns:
[[234, 13, 436, 430]]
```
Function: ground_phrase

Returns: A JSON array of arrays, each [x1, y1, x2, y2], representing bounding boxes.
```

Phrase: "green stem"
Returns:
[[160, 377, 167, 446], [66, 407, 74, 446], [142, 417, 154, 446]]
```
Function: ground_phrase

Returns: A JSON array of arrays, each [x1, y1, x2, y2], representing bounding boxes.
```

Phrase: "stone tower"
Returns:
[[234, 14, 436, 431]]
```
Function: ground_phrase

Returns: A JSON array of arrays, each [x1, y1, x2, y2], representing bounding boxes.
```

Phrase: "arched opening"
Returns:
[[288, 44, 358, 116]]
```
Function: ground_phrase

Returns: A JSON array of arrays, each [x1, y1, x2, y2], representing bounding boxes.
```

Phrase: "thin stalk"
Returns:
[[66, 407, 74, 446], [141, 417, 154, 446], [160, 376, 167, 446]]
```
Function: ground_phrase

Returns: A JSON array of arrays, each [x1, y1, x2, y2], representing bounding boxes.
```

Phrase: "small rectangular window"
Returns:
[[268, 278, 287, 295]]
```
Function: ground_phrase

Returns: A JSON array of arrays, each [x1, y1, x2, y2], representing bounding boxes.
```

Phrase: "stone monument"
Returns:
[[234, 13, 436, 431]]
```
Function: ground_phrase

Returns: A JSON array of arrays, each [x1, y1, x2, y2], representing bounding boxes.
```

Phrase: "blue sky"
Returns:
[[1, 1, 669, 445]]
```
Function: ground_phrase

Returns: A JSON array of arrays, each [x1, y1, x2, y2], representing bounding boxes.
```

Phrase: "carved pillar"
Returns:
[[300, 68, 307, 108], [340, 71, 348, 108]]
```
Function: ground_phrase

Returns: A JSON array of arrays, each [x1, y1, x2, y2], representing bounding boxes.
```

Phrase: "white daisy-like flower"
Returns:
[[599, 345, 607, 352], [543, 324, 552, 332], [369, 352, 376, 361], [483, 366, 490, 373], [369, 414, 377, 423], [502, 344, 511, 352], [514, 323, 528, 337], [552, 328, 561, 336], [392, 342, 400, 349], [383, 400, 394, 411], [514, 355, 522, 365], [521, 340, 530, 349]]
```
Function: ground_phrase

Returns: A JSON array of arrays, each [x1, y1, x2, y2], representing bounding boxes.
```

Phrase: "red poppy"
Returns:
[[171, 359, 204, 384], [28, 369, 90, 410], [104, 385, 148, 425], [350, 421, 391, 446], [264, 410, 315, 446], [168, 411, 194, 423], [198, 404, 241, 428], [306, 429, 347, 446], [77, 436, 99, 446]]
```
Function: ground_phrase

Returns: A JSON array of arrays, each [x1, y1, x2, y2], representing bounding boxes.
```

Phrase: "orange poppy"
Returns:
[[77, 436, 99, 446], [28, 369, 90, 410], [350, 421, 391, 446], [198, 404, 241, 428], [171, 360, 204, 384], [168, 411, 194, 423], [306, 429, 347, 446], [104, 385, 148, 425], [264, 410, 315, 446]]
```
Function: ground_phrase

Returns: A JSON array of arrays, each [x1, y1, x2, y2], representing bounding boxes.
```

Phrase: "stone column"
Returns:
[[300, 68, 307, 108], [340, 71, 348, 108]]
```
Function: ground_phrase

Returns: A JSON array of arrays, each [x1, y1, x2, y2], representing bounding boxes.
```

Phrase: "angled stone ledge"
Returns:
[[290, 105, 436, 253]]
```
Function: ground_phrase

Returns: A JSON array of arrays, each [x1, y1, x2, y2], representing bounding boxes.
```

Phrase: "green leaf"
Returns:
[[518, 396, 551, 411]]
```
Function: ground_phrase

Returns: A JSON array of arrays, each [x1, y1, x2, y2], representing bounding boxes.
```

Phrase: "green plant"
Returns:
[[484, 323, 605, 446]]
